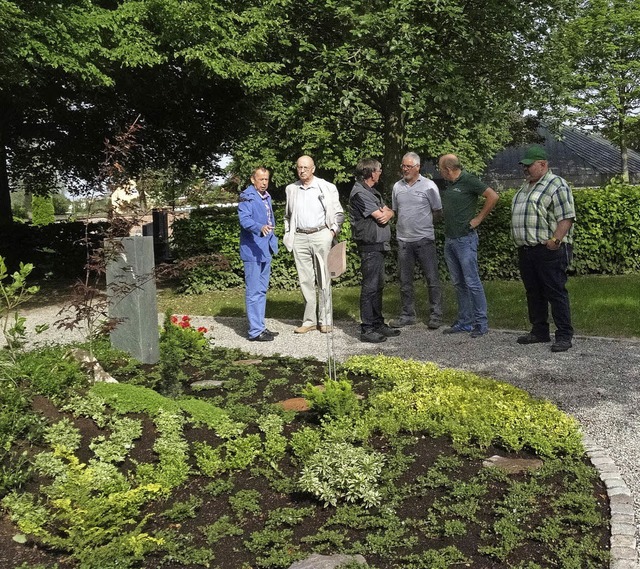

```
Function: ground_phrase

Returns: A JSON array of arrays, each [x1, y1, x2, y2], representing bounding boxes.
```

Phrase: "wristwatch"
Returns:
[[551, 237, 561, 245]]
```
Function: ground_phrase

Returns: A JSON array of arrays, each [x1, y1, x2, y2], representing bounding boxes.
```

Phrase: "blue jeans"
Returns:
[[244, 259, 271, 338], [444, 231, 488, 331]]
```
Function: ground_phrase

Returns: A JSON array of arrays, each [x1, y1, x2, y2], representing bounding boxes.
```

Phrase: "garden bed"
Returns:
[[0, 330, 610, 569]]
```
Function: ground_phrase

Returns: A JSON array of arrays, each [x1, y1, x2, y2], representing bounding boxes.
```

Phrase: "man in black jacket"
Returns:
[[348, 158, 401, 343]]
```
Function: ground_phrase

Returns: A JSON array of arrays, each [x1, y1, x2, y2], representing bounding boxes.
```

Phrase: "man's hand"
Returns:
[[374, 205, 394, 225], [261, 224, 274, 236]]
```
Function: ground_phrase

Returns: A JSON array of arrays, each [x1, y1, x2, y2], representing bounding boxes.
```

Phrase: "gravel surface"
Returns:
[[13, 305, 640, 562]]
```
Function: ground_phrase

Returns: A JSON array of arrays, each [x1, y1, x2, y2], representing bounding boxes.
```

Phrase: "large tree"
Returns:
[[559, 0, 640, 182], [0, 0, 248, 225], [0, 0, 165, 225], [215, 0, 578, 190]]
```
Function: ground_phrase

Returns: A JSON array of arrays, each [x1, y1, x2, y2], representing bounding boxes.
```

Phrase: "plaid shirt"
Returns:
[[511, 170, 576, 246]]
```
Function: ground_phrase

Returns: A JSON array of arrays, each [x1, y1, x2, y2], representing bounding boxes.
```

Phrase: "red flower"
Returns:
[[171, 315, 178, 324], [197, 327, 208, 334]]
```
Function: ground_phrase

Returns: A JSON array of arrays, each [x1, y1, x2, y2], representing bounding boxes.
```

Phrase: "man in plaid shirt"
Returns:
[[511, 145, 576, 352]]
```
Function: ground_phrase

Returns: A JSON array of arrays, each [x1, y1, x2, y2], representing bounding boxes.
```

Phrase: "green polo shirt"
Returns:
[[440, 171, 488, 238]]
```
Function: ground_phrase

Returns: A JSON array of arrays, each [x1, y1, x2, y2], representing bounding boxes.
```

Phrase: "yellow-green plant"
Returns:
[[302, 378, 360, 419], [344, 355, 584, 457], [2, 448, 163, 569]]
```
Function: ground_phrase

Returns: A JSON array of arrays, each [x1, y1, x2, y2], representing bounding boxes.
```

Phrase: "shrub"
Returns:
[[298, 441, 385, 508], [158, 311, 208, 395], [302, 378, 361, 419], [31, 196, 55, 227], [17, 346, 88, 399], [168, 183, 640, 289]]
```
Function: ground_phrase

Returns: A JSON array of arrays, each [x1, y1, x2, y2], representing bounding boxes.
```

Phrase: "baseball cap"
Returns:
[[519, 145, 547, 165]]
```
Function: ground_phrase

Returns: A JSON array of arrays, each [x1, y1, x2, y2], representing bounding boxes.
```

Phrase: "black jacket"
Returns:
[[348, 181, 391, 252]]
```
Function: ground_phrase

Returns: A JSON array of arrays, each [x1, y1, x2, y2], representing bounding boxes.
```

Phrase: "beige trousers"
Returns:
[[292, 228, 333, 326]]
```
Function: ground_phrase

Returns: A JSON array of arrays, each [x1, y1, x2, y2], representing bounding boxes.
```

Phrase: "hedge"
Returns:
[[169, 180, 640, 293], [0, 221, 108, 280], [3, 180, 638, 289]]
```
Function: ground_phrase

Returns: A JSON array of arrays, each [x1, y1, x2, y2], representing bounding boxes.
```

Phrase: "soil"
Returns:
[[0, 351, 610, 569]]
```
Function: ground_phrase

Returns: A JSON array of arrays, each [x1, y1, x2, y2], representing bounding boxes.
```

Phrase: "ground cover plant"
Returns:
[[0, 318, 610, 569]]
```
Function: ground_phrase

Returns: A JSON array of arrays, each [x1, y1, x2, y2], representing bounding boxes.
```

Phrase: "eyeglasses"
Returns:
[[297, 166, 313, 171], [401, 164, 418, 170]]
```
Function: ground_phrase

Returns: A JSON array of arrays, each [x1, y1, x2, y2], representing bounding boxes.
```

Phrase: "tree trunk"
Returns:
[[619, 114, 629, 183], [0, 119, 13, 226], [621, 145, 629, 183], [381, 86, 407, 196]]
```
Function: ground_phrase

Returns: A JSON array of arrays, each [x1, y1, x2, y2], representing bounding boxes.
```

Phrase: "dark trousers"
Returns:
[[360, 250, 386, 333], [397, 238, 443, 321], [518, 244, 573, 341]]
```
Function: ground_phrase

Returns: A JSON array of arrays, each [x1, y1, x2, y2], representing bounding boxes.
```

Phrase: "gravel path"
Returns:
[[13, 306, 640, 566]]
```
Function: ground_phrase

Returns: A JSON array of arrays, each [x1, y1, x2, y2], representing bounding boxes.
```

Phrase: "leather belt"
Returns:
[[296, 225, 327, 234]]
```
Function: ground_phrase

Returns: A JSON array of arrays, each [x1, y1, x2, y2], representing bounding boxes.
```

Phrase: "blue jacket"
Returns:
[[238, 185, 278, 262]]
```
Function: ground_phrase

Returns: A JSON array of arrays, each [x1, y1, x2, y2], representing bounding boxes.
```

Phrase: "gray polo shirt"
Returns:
[[392, 175, 442, 241]]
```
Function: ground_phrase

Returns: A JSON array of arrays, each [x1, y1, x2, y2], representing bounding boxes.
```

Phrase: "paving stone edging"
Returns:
[[583, 436, 639, 569]]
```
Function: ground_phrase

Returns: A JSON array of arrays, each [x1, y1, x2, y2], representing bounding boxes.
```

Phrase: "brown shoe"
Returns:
[[318, 325, 333, 333], [294, 325, 316, 334]]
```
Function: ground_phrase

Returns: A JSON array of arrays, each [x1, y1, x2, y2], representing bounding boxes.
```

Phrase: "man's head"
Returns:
[[250, 167, 270, 193], [519, 145, 548, 184], [438, 154, 462, 182], [296, 155, 315, 184], [401, 152, 421, 184], [355, 158, 382, 186]]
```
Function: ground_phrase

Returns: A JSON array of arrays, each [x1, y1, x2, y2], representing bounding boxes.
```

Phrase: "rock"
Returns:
[[190, 380, 224, 389], [276, 397, 310, 412], [482, 455, 543, 474], [68, 348, 118, 383], [288, 553, 368, 569], [232, 359, 263, 366]]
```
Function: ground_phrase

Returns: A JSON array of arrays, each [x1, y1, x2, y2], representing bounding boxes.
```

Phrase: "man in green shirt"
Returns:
[[438, 154, 499, 337]]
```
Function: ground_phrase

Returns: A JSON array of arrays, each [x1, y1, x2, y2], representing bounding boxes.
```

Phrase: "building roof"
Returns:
[[484, 125, 640, 188]]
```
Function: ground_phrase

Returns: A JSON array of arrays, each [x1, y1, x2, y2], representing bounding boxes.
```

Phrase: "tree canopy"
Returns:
[[223, 0, 577, 189], [1, 0, 585, 224], [559, 0, 640, 181]]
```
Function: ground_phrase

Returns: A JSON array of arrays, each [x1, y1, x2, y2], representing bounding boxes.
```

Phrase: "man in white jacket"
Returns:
[[284, 155, 344, 334]]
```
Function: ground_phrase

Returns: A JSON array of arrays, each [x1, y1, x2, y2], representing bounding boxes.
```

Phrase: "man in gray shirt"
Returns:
[[390, 152, 444, 329]]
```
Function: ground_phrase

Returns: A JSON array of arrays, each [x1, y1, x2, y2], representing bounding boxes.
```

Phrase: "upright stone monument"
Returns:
[[106, 236, 160, 364]]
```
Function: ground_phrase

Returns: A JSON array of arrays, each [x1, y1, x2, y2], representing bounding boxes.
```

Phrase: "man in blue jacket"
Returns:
[[239, 167, 279, 341]]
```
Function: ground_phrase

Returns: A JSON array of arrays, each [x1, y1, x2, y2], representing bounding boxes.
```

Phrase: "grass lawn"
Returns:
[[158, 273, 640, 339]]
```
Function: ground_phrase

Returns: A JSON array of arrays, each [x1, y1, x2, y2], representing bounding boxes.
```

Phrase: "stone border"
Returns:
[[583, 436, 639, 569]]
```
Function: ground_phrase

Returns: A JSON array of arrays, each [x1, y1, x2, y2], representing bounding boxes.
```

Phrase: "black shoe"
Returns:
[[389, 318, 415, 328], [249, 331, 274, 342], [427, 319, 442, 330], [442, 323, 473, 334], [470, 326, 488, 338], [376, 324, 401, 337], [264, 329, 279, 337], [551, 339, 572, 352], [360, 330, 387, 343], [517, 333, 551, 345]]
